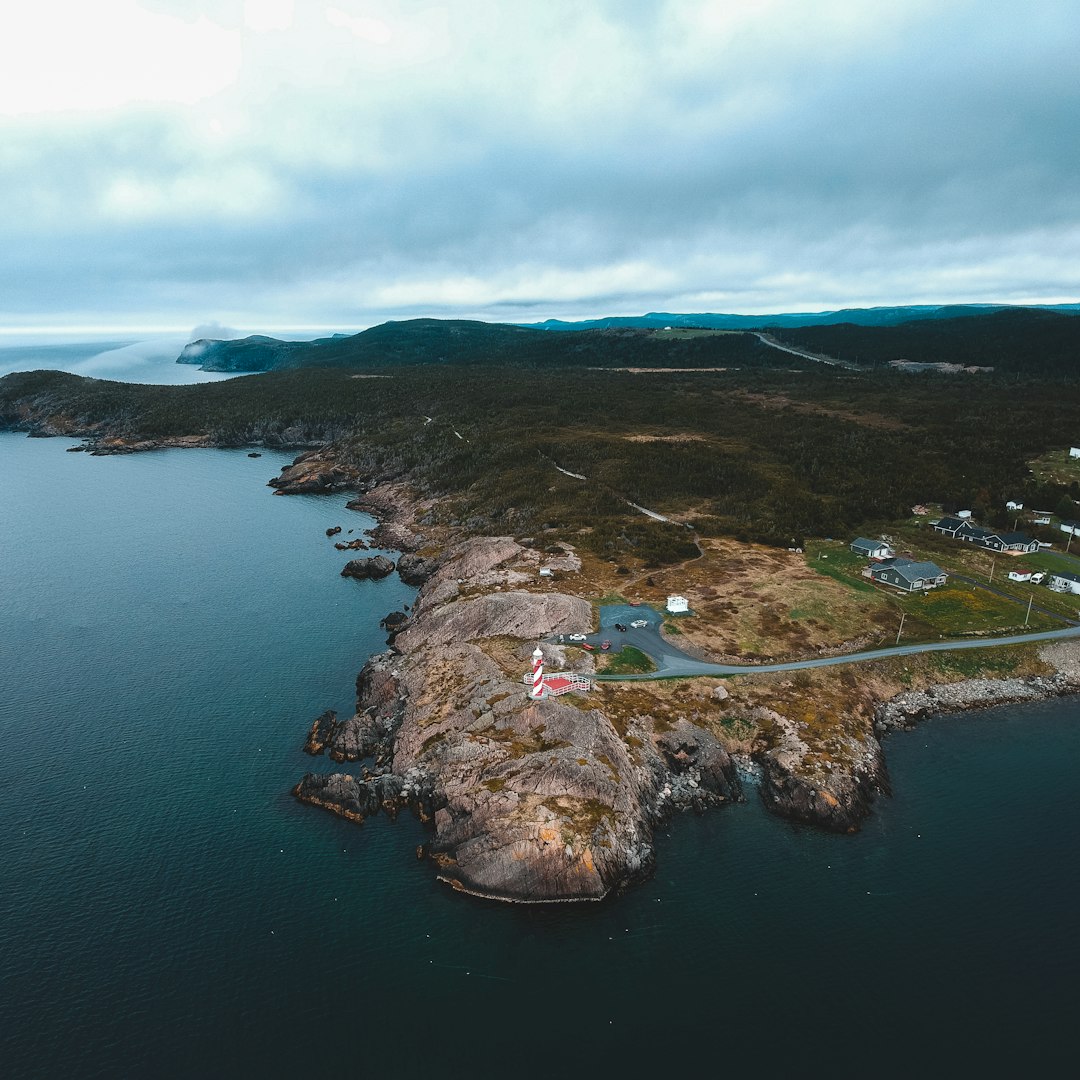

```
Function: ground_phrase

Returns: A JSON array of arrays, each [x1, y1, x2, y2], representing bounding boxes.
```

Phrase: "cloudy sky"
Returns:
[[2, 0, 1079, 334]]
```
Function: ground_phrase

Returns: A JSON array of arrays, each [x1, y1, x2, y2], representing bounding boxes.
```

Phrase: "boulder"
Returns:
[[341, 555, 396, 580]]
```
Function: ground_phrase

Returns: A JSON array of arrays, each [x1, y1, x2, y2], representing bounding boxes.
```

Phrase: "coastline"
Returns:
[[10, 425, 1080, 902], [277, 445, 1080, 901]]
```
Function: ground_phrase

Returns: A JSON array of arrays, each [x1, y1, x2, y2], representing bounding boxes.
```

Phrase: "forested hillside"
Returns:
[[178, 320, 803, 372], [771, 309, 1080, 376], [7, 349, 1080, 565]]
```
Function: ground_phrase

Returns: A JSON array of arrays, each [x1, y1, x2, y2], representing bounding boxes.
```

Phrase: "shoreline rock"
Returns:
[[341, 554, 395, 580]]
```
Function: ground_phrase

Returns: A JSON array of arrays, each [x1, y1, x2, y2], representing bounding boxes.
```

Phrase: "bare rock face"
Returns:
[[755, 709, 888, 833], [396, 590, 590, 652], [654, 719, 739, 812], [413, 536, 532, 611], [269, 450, 356, 494], [341, 555, 396, 580], [396, 552, 440, 586], [386, 642, 657, 901]]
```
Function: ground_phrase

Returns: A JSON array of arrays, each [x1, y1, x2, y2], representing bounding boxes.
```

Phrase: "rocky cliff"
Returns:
[[294, 533, 740, 902]]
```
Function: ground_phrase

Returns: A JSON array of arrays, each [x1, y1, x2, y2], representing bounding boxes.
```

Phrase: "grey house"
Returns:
[[869, 557, 947, 592], [850, 537, 893, 559], [932, 517, 1039, 553]]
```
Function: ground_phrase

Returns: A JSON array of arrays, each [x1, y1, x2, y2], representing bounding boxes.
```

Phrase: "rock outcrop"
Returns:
[[269, 450, 356, 494], [293, 534, 742, 903], [341, 555, 396, 580], [396, 551, 440, 585]]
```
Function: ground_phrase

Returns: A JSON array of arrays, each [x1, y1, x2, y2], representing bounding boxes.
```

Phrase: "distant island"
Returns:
[[6, 307, 1080, 901]]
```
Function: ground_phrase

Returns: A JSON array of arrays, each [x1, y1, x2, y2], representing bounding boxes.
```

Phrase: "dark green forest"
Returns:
[[771, 308, 1080, 376], [180, 320, 805, 372], [4, 315, 1080, 565]]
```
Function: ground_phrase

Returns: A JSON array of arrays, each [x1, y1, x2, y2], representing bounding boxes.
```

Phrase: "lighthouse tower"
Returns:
[[530, 646, 545, 700]]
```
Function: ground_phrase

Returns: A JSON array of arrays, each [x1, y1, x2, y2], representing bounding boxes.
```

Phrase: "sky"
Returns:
[[2, 0, 1079, 336]]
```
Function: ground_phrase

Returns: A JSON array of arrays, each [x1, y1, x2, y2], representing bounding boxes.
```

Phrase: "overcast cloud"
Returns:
[[2, 0, 1079, 333]]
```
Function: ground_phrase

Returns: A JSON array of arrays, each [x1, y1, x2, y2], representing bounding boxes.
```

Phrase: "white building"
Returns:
[[1048, 571, 1080, 594], [957, 509, 973, 519], [1069, 447, 1080, 458], [1007, 570, 1033, 582], [666, 595, 690, 614], [1006, 500, 1023, 512]]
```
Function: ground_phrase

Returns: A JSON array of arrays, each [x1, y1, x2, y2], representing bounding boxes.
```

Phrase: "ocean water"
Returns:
[[1, 433, 1079, 1078], [0, 336, 245, 385]]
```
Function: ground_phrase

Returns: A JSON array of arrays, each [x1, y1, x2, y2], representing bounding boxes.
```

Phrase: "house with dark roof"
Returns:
[[869, 558, 947, 592], [932, 516, 969, 537], [931, 518, 1039, 553], [850, 537, 893, 559]]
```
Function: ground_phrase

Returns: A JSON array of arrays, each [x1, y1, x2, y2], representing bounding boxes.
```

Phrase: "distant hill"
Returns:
[[522, 303, 1080, 332], [176, 318, 790, 373]]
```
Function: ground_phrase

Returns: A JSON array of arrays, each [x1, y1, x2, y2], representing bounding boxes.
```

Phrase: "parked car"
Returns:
[[582, 643, 595, 651], [629, 619, 647, 628], [614, 623, 628, 632], [568, 633, 587, 642]]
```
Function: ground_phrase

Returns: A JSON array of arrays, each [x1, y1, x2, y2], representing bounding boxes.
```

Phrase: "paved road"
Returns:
[[753, 332, 859, 370], [557, 604, 1080, 682]]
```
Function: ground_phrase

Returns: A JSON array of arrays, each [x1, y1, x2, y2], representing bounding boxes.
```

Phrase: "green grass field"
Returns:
[[598, 645, 657, 675], [805, 539, 1062, 638]]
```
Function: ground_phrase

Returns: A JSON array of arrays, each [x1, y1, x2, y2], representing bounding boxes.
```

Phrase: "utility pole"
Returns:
[[989, 556, 996, 583], [896, 611, 906, 645], [1068, 528, 1075, 554], [1025, 593, 1033, 627]]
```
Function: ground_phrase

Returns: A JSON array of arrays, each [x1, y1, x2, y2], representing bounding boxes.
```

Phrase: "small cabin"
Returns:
[[1070, 448, 1080, 459], [666, 595, 690, 614], [1007, 570, 1032, 582], [1006, 500, 1023, 512], [957, 509, 973, 519]]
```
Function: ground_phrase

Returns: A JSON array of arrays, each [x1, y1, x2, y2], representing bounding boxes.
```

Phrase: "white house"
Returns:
[[1007, 570, 1033, 582], [1060, 521, 1080, 536], [1006, 500, 1024, 512], [1032, 512, 1053, 525], [957, 509, 973, 519], [1070, 447, 1080, 459], [1048, 571, 1080, 594], [666, 595, 690, 614]]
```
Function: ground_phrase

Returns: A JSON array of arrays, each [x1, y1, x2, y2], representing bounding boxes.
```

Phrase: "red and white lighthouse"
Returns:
[[530, 646, 545, 700]]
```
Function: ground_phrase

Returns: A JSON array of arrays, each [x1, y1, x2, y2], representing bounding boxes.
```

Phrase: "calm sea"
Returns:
[[1, 433, 1078, 1078]]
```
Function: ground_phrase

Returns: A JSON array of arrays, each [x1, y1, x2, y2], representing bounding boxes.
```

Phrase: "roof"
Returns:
[[996, 531, 1034, 546], [872, 557, 945, 584], [1050, 570, 1080, 584], [851, 536, 890, 551], [933, 517, 968, 531]]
